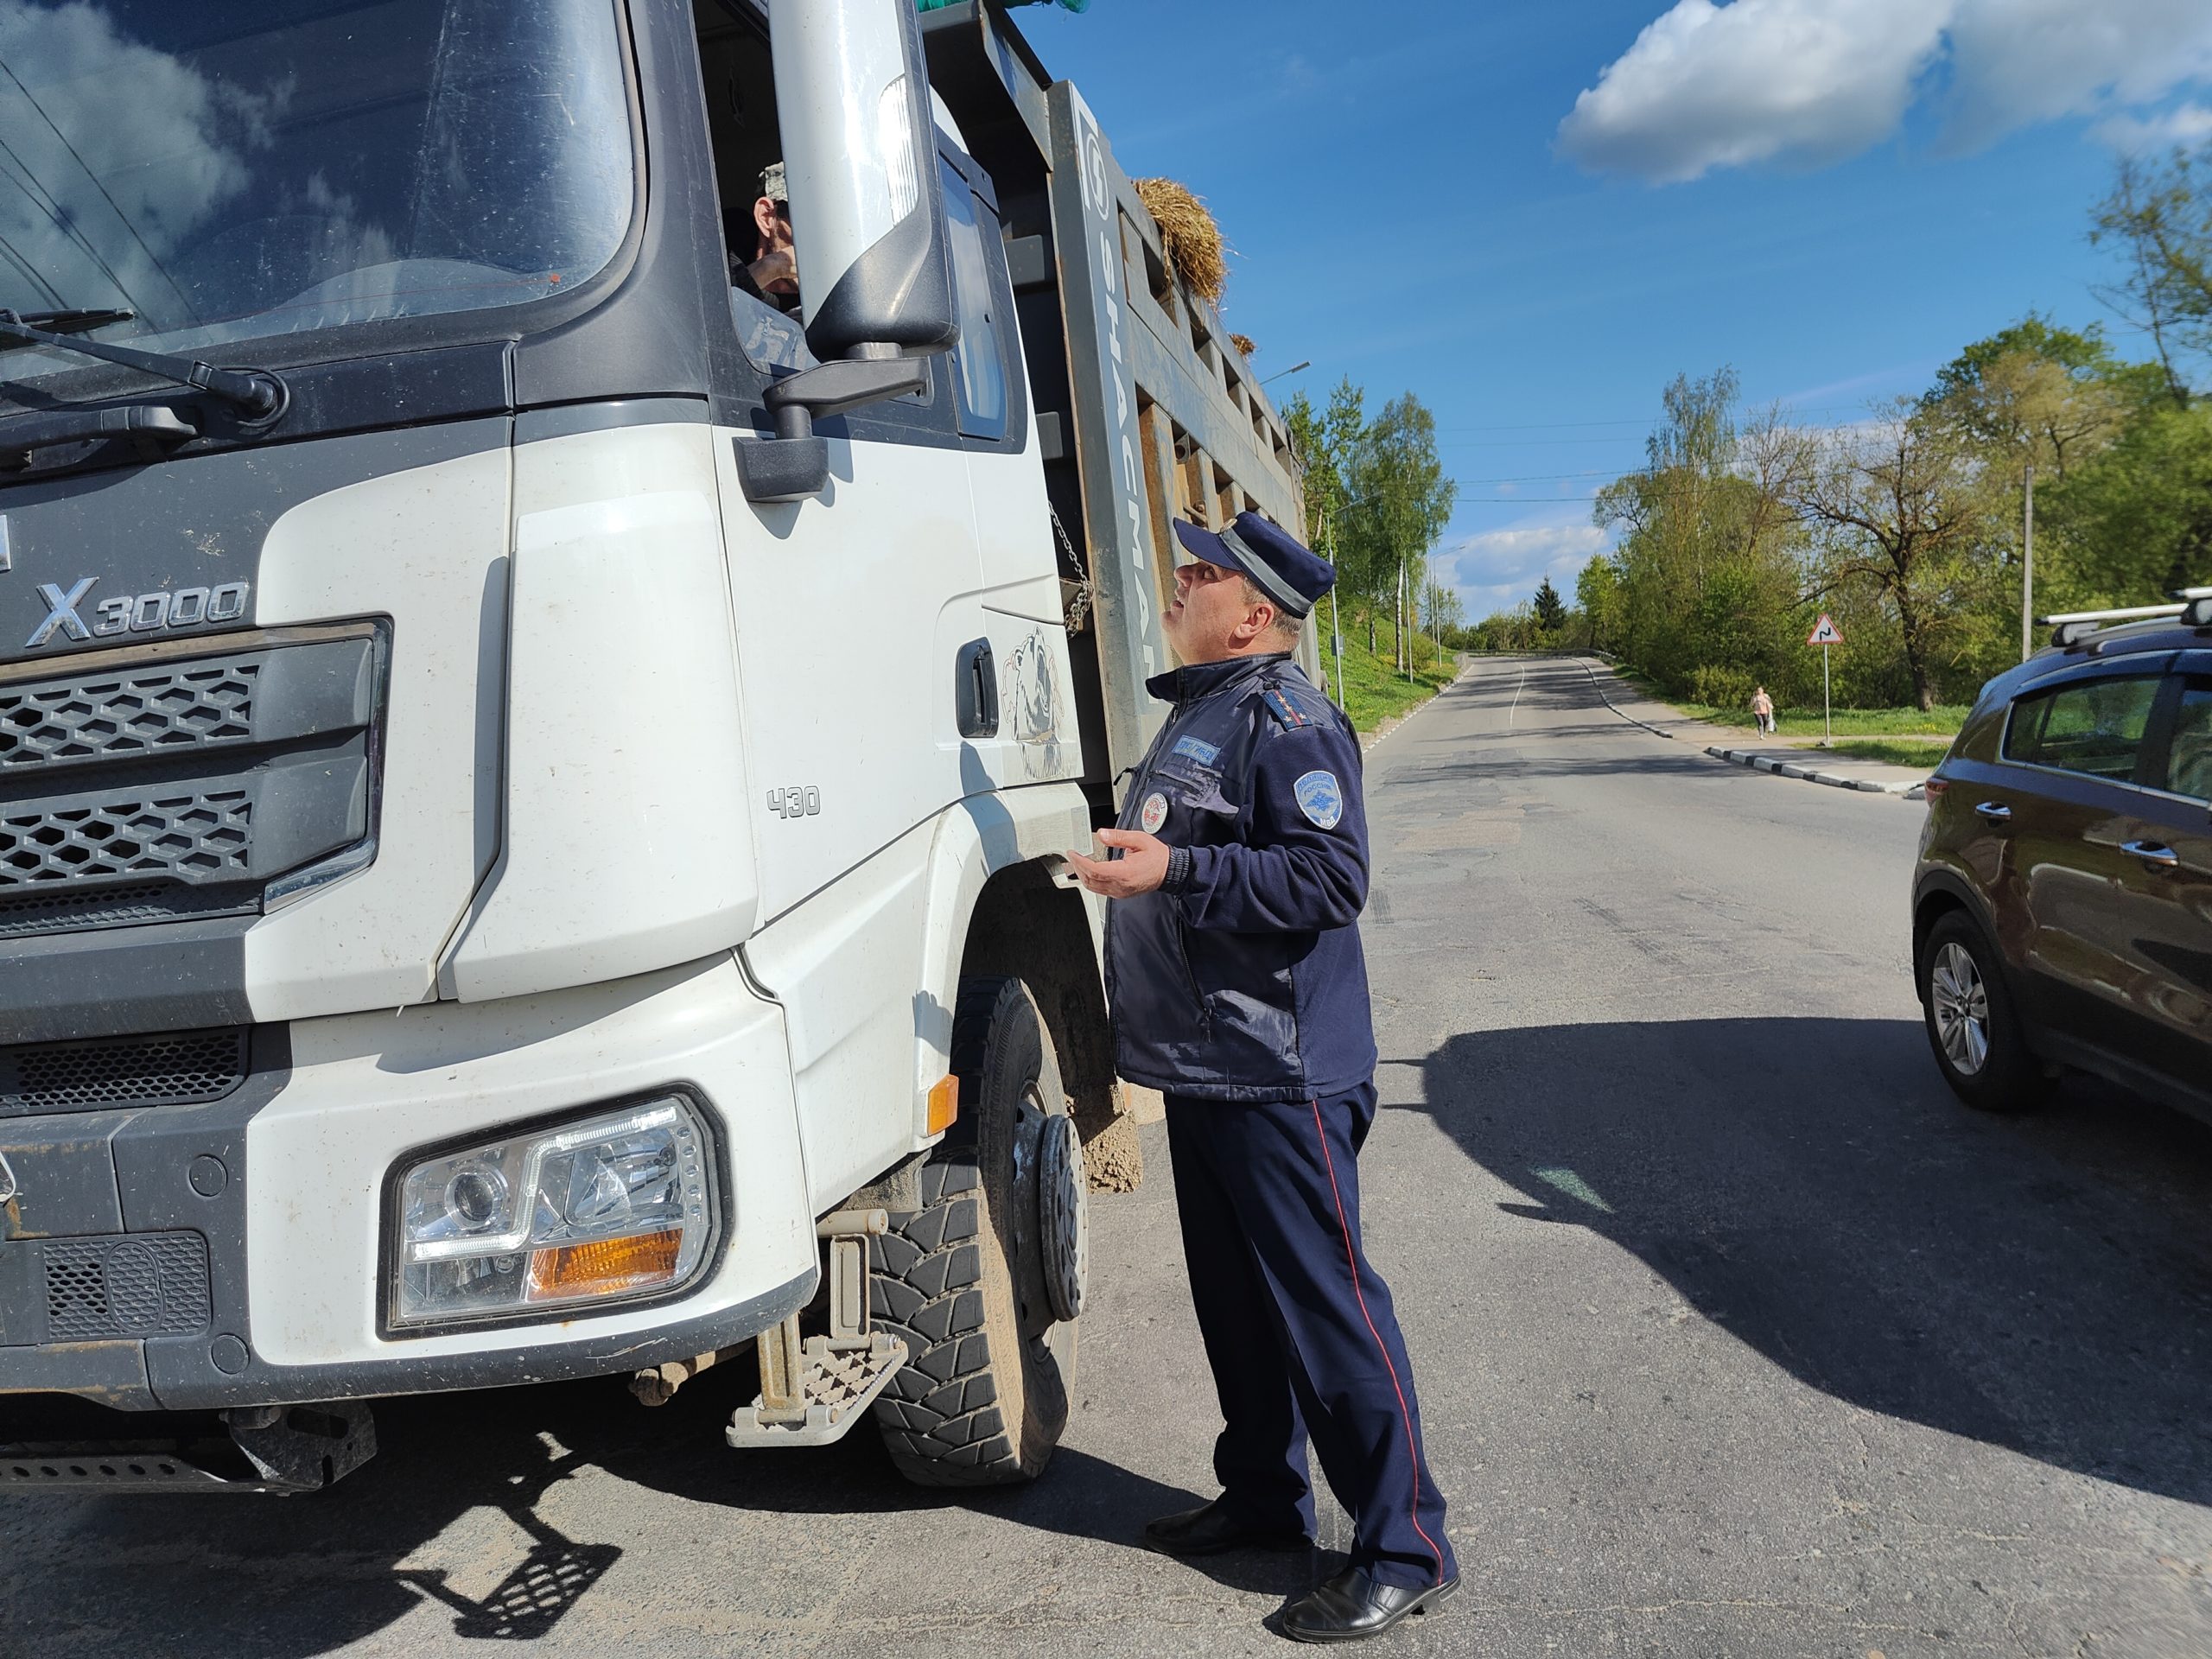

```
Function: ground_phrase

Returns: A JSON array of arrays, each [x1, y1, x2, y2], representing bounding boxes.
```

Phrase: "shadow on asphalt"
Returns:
[[1399, 1014, 2212, 1510], [5, 1340, 1270, 1656]]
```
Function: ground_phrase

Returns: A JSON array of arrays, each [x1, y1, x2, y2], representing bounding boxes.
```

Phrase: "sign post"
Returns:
[[1807, 613, 1845, 747]]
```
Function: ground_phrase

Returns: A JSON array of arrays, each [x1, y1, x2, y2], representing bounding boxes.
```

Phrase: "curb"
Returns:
[[1361, 659, 1472, 754], [1575, 658, 1679, 741], [1704, 746, 1926, 799]]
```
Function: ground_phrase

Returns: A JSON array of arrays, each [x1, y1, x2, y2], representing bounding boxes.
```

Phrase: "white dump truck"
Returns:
[[0, 0, 1304, 1490]]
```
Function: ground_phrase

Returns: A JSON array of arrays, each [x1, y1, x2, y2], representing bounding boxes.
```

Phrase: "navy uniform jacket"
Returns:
[[1103, 652, 1377, 1103]]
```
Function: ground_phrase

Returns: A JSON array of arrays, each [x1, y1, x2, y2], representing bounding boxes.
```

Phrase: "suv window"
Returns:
[[2003, 676, 2161, 782], [2167, 681, 2212, 802]]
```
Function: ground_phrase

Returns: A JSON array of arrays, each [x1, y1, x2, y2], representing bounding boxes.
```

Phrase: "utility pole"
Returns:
[[1320, 504, 1346, 710], [2020, 461, 2036, 663]]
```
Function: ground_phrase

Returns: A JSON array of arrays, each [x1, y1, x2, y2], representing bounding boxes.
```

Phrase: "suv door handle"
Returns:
[[1974, 801, 2012, 823], [2122, 839, 2181, 869]]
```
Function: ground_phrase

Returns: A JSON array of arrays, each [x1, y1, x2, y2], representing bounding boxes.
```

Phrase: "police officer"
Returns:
[[1065, 512, 1458, 1643]]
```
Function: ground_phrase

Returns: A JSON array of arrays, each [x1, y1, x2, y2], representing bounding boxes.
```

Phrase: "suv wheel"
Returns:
[[1919, 912, 2046, 1112], [868, 976, 1081, 1486]]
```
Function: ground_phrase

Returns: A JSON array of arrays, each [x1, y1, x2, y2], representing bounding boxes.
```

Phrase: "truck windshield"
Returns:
[[0, 0, 632, 382]]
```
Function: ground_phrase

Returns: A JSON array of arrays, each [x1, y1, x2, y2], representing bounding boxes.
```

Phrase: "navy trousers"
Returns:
[[1164, 1081, 1455, 1590]]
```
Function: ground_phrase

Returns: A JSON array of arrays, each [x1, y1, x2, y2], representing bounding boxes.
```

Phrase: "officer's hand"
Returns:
[[1065, 830, 1170, 899]]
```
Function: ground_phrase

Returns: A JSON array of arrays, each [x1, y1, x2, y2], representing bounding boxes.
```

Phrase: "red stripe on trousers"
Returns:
[[1309, 1096, 1444, 1584]]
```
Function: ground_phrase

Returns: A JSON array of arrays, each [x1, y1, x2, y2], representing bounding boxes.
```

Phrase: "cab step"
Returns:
[[726, 1207, 906, 1449]]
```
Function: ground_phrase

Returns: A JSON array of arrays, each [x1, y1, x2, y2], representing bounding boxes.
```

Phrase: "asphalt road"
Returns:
[[9, 654, 2212, 1658]]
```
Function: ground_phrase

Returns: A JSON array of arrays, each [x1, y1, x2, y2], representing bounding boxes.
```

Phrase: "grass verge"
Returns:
[[1681, 702, 1969, 738], [1313, 606, 1457, 732], [1817, 738, 1955, 769]]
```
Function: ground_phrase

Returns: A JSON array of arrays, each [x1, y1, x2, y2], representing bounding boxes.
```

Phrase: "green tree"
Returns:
[[1531, 575, 1566, 632], [1922, 315, 2130, 486], [1790, 404, 1993, 711], [1344, 392, 1456, 660], [1575, 554, 1622, 652], [1592, 369, 1808, 696], [2090, 142, 2212, 402]]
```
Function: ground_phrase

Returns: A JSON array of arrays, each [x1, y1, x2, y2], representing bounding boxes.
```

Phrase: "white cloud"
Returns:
[[1446, 523, 1610, 617], [0, 1, 267, 321], [1560, 0, 2212, 184], [2094, 101, 2212, 153]]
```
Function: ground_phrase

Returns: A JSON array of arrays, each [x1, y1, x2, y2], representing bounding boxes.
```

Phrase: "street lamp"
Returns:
[[1259, 359, 1311, 387]]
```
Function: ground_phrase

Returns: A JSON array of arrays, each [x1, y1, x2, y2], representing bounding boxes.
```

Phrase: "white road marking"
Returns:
[[1509, 661, 1529, 731]]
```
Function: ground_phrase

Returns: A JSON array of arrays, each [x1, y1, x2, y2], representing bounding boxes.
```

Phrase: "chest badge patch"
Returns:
[[1293, 770, 1344, 830], [1139, 791, 1170, 833]]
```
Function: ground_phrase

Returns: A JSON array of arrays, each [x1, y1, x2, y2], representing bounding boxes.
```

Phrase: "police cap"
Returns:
[[1172, 511, 1334, 620]]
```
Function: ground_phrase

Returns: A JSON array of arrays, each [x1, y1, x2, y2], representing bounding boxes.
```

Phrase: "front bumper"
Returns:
[[0, 955, 816, 1410]]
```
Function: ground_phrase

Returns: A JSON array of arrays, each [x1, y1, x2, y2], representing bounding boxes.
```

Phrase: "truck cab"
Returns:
[[0, 0, 1300, 1491]]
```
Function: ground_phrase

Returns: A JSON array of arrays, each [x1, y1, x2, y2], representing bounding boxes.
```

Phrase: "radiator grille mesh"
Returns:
[[0, 1028, 248, 1115], [0, 791, 252, 887], [41, 1235, 212, 1339], [0, 662, 257, 771]]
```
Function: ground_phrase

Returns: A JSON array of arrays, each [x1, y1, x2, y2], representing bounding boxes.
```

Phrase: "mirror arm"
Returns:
[[738, 355, 931, 504]]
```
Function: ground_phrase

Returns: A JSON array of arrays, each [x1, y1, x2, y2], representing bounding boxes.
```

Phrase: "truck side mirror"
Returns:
[[773, 0, 956, 364], [743, 0, 958, 503]]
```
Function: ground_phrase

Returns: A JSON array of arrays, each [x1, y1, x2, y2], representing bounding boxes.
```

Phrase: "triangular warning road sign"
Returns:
[[1807, 613, 1844, 645]]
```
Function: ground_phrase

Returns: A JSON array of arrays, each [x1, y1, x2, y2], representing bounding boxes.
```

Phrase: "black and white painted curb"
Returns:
[[1570, 655, 1929, 800], [1704, 746, 1927, 800]]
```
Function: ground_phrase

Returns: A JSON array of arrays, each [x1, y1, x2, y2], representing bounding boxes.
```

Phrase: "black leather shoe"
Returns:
[[1281, 1567, 1459, 1643], [1141, 1500, 1310, 1558]]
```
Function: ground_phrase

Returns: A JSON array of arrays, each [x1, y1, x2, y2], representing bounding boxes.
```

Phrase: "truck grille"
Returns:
[[41, 1233, 212, 1340], [0, 632, 379, 938], [0, 1027, 249, 1117], [0, 659, 257, 771]]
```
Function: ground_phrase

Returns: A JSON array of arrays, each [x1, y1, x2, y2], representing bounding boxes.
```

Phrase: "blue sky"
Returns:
[[1015, 0, 2212, 618]]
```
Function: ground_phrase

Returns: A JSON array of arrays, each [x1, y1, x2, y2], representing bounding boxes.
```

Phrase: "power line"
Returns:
[[1432, 404, 1872, 434], [1453, 470, 1616, 483]]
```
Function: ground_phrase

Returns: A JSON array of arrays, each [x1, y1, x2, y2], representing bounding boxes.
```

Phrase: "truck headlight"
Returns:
[[390, 1096, 715, 1328]]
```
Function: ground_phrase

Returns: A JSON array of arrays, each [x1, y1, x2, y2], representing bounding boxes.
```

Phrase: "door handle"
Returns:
[[2122, 839, 2181, 869], [954, 638, 999, 739], [1974, 801, 2012, 824]]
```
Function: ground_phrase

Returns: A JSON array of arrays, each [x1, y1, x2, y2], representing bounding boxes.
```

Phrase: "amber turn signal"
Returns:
[[526, 1230, 683, 1300], [926, 1073, 960, 1136]]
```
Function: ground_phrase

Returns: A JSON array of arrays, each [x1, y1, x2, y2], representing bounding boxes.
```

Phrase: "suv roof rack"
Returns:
[[2043, 589, 2212, 649]]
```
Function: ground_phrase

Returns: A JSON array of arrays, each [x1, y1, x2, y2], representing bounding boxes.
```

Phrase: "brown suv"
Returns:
[[1913, 601, 2212, 1119]]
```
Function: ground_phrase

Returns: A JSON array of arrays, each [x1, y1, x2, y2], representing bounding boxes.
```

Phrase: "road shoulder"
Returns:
[[1563, 656, 1934, 798]]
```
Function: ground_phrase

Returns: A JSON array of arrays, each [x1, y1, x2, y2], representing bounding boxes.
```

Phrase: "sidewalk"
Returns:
[[1573, 658, 1936, 798]]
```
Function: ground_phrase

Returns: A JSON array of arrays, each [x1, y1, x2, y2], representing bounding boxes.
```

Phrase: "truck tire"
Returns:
[[870, 976, 1084, 1486]]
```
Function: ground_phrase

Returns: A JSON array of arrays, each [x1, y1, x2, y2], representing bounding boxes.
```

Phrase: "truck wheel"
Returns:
[[1919, 911, 2047, 1113], [870, 976, 1084, 1486]]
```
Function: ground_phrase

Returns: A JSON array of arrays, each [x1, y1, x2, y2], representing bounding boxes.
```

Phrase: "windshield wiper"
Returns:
[[0, 308, 134, 346], [0, 309, 284, 419]]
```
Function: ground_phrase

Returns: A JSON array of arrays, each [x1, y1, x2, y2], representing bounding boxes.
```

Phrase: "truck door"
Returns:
[[691, 4, 988, 922], [712, 353, 986, 921], [937, 143, 1081, 795]]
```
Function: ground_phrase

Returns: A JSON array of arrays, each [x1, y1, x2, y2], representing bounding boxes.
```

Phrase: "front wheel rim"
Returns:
[[1929, 942, 1991, 1076]]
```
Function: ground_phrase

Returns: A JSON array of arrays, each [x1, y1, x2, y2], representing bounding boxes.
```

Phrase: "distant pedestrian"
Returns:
[[1751, 685, 1775, 735]]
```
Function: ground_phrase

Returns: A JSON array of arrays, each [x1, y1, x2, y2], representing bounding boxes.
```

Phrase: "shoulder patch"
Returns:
[[1260, 688, 1310, 730], [1293, 769, 1344, 830]]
